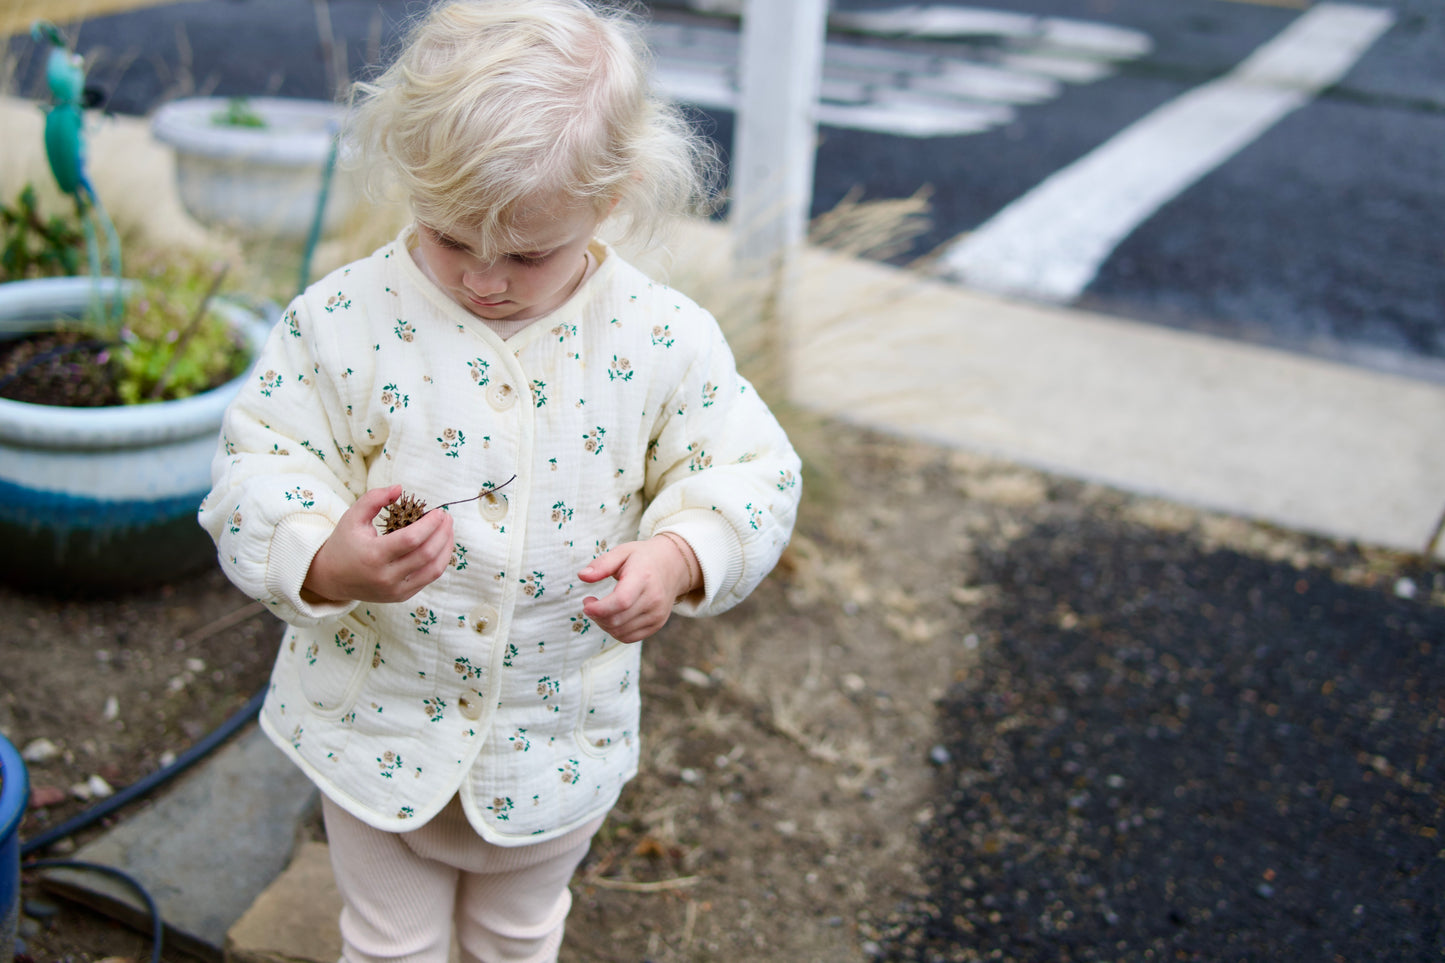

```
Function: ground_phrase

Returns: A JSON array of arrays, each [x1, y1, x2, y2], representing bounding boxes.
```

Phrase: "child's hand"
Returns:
[[579, 534, 702, 643], [303, 485, 455, 604]]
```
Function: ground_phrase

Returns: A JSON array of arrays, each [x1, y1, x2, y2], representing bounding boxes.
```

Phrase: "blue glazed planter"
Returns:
[[0, 732, 27, 958], [0, 277, 269, 591]]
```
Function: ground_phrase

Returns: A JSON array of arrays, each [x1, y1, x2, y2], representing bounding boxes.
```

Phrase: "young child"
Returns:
[[197, 2, 801, 960]]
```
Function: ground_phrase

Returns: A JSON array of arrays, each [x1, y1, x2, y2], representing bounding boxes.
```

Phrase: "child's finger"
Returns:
[[394, 512, 454, 576], [579, 544, 630, 583], [352, 484, 404, 523]]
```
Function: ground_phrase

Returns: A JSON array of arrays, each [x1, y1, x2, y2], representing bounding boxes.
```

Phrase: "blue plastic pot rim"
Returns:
[[0, 732, 29, 843]]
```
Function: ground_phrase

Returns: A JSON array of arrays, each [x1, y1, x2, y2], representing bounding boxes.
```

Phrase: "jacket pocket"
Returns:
[[295, 616, 377, 719], [576, 642, 642, 759]]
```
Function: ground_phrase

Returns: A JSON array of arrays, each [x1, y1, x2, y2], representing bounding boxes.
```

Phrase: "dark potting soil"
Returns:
[[880, 513, 1444, 963], [0, 331, 120, 407]]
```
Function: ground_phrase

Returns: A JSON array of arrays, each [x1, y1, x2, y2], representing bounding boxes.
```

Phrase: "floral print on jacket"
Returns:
[[199, 230, 801, 845]]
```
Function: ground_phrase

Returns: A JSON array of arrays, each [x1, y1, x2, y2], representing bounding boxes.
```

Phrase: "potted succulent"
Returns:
[[150, 95, 358, 241], [0, 185, 268, 591]]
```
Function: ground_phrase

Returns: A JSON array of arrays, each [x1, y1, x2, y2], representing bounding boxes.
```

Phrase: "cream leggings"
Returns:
[[321, 794, 604, 963]]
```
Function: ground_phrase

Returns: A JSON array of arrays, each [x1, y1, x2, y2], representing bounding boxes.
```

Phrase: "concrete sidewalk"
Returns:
[[655, 218, 1445, 563], [6, 92, 1443, 962]]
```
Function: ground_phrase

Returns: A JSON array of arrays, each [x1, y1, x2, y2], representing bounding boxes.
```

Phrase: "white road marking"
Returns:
[[918, 61, 1061, 106], [937, 3, 1396, 302], [996, 52, 1117, 84], [647, 6, 1152, 139]]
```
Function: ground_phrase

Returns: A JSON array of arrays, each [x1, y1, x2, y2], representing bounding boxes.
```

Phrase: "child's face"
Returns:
[[412, 198, 603, 322]]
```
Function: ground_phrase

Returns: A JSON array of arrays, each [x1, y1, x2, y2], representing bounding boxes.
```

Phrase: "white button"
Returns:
[[487, 382, 517, 411], [458, 694, 482, 720], [478, 491, 508, 522], [469, 604, 499, 636]]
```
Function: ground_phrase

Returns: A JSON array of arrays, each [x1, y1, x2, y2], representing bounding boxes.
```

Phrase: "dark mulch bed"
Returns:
[[881, 512, 1444, 963]]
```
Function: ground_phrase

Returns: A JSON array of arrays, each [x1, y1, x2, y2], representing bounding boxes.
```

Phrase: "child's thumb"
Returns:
[[358, 484, 404, 518], [579, 545, 625, 583]]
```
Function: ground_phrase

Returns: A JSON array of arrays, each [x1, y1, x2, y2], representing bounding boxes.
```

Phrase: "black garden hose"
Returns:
[[18, 687, 266, 963]]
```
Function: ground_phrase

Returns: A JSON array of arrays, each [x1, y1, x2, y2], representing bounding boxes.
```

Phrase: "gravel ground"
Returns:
[[872, 508, 1445, 962]]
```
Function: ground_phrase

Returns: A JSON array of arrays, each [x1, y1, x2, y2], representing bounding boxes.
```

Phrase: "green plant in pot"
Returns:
[[212, 96, 269, 129], [0, 196, 251, 408], [0, 25, 268, 591], [0, 190, 268, 591]]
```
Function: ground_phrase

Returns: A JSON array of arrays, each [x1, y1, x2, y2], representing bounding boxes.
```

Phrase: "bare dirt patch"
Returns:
[[7, 419, 1441, 963]]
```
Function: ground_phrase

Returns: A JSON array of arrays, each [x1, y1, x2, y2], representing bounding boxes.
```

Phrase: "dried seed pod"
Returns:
[[381, 492, 427, 533]]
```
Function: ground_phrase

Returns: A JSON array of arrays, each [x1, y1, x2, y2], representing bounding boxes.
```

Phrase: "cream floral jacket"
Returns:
[[199, 230, 800, 845]]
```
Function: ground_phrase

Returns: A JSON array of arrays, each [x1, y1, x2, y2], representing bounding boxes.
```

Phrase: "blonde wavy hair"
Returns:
[[346, 0, 717, 257]]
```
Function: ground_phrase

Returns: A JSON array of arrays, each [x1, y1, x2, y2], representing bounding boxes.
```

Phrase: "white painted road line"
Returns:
[[648, 7, 1151, 139], [937, 3, 1396, 303]]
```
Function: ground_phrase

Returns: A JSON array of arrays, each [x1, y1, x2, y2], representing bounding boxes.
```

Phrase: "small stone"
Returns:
[[21, 738, 60, 764], [103, 695, 120, 721], [18, 917, 41, 939], [679, 768, 702, 785], [928, 745, 952, 766], [184, 657, 206, 673], [1394, 577, 1417, 599], [77, 774, 115, 799], [841, 672, 867, 694], [29, 785, 66, 808], [1256, 883, 1275, 898], [679, 666, 712, 688]]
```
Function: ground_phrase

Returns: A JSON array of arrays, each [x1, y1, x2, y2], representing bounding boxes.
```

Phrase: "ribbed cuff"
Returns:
[[654, 508, 743, 616], [265, 513, 356, 624]]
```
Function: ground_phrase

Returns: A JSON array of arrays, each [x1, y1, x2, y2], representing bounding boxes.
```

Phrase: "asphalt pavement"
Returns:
[[874, 496, 1445, 961]]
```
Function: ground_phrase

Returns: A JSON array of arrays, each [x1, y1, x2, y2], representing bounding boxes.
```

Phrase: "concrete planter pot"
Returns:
[[150, 96, 356, 241], [0, 277, 269, 591], [0, 732, 27, 960]]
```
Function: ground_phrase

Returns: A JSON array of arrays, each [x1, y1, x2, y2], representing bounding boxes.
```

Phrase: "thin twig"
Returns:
[[177, 601, 268, 648], [681, 897, 700, 948], [1424, 499, 1445, 560], [581, 874, 701, 893], [149, 263, 230, 400], [422, 474, 518, 518]]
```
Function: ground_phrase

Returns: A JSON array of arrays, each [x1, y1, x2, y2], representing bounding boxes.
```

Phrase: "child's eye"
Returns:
[[428, 228, 467, 251], [508, 251, 552, 265]]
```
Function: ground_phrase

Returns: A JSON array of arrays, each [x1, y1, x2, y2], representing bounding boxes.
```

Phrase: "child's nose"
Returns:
[[462, 264, 506, 296]]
